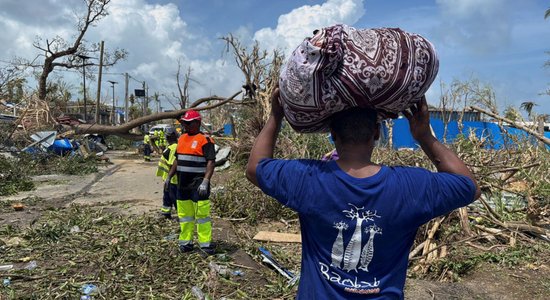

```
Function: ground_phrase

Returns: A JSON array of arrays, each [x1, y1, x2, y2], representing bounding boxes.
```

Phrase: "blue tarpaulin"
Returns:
[[382, 118, 548, 150], [49, 138, 78, 156], [223, 124, 233, 136]]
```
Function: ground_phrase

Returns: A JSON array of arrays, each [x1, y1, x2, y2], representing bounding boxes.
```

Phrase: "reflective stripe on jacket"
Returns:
[[176, 133, 214, 174]]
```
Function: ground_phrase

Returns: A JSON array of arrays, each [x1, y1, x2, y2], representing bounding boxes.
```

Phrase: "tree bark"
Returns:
[[73, 91, 241, 139]]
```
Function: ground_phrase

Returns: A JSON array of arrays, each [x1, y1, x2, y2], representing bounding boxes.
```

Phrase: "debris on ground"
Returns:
[[253, 231, 302, 243], [11, 203, 25, 211], [0, 207, 294, 298], [259, 247, 299, 285]]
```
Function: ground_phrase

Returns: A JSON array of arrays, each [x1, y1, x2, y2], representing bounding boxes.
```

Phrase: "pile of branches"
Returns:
[[15, 95, 56, 133], [372, 131, 550, 280]]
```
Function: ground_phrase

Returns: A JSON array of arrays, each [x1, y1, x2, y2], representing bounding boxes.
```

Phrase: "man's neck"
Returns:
[[334, 143, 380, 178]]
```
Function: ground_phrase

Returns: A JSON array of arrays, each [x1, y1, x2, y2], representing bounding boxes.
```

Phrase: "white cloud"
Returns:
[[253, 0, 365, 55], [0, 0, 244, 110], [0, 0, 369, 113]]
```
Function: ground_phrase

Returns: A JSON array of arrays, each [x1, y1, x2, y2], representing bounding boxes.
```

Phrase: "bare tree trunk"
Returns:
[[73, 91, 241, 139], [176, 64, 191, 109]]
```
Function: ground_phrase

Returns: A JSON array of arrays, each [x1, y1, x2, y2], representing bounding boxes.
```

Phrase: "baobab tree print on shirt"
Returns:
[[320, 203, 383, 290]]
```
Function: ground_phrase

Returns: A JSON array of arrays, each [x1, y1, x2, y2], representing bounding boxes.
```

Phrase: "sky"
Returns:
[[0, 0, 549, 116]]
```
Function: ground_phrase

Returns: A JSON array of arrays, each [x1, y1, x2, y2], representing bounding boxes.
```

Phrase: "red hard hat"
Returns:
[[180, 110, 201, 122]]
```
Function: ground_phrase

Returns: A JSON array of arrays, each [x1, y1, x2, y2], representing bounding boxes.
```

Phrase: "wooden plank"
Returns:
[[253, 231, 302, 243]]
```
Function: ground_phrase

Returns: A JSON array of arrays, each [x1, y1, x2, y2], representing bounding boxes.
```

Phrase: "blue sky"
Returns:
[[0, 0, 549, 116]]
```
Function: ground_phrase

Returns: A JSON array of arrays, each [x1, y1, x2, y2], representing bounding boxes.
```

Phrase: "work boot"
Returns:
[[179, 244, 194, 253], [199, 245, 215, 256]]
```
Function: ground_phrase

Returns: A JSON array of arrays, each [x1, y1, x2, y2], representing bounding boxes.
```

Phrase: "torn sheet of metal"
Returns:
[[23, 131, 57, 152], [258, 247, 299, 286]]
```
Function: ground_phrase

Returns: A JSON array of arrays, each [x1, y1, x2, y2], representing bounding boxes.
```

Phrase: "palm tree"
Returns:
[[545, 8, 550, 19], [520, 101, 538, 120]]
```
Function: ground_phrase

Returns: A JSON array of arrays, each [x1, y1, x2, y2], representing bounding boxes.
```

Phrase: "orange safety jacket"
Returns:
[[176, 133, 215, 187]]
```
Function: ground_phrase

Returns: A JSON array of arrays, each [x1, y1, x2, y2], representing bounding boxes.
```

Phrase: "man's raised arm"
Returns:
[[403, 97, 481, 199], [246, 88, 284, 187]]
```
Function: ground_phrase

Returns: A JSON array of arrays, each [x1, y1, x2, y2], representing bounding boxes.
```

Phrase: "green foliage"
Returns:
[[0, 124, 17, 146], [0, 155, 35, 196], [212, 165, 296, 224], [276, 124, 333, 160], [18, 153, 98, 176], [434, 244, 547, 279], [105, 135, 134, 150], [0, 206, 289, 299], [24, 217, 69, 243], [0, 152, 99, 196]]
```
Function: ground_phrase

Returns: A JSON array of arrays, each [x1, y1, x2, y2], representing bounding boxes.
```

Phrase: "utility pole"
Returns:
[[155, 93, 160, 113], [95, 41, 105, 124], [108, 80, 118, 125], [77, 54, 92, 122], [124, 72, 129, 123], [142, 81, 147, 117], [146, 83, 149, 116]]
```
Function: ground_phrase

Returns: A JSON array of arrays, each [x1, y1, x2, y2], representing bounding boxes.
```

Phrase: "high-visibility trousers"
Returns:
[[177, 199, 212, 248]]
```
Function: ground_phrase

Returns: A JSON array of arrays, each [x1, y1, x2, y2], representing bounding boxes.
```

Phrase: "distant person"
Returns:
[[143, 133, 152, 162], [158, 129, 166, 152], [152, 129, 161, 155], [167, 110, 216, 255], [246, 90, 480, 299], [157, 132, 179, 219]]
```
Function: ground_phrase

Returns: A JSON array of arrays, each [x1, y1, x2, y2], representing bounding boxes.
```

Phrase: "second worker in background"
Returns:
[[167, 109, 216, 255]]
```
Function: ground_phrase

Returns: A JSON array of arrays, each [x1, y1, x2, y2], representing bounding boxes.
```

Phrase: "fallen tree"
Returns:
[[72, 91, 241, 139]]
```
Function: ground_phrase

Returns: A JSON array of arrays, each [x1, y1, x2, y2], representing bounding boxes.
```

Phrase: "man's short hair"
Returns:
[[329, 107, 378, 144]]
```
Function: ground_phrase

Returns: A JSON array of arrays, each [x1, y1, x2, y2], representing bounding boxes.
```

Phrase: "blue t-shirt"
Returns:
[[256, 159, 476, 300]]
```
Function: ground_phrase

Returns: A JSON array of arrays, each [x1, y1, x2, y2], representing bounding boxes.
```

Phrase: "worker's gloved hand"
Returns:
[[164, 178, 171, 191], [197, 178, 210, 198]]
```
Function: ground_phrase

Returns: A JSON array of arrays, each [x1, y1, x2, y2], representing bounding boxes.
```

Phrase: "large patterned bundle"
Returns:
[[278, 24, 439, 133]]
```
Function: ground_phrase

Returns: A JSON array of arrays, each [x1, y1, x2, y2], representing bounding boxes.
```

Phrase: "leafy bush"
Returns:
[[212, 165, 296, 224], [0, 155, 35, 196], [105, 135, 134, 150], [17, 153, 98, 176]]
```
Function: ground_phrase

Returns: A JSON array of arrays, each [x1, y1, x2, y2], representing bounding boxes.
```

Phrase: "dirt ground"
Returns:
[[1, 150, 549, 299]]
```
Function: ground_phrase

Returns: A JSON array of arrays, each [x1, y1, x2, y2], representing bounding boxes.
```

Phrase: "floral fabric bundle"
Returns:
[[279, 24, 439, 133]]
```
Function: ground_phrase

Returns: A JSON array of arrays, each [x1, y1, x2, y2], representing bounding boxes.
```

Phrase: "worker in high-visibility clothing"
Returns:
[[153, 130, 161, 154], [156, 132, 179, 219], [143, 133, 152, 161], [158, 129, 166, 152], [166, 109, 216, 255]]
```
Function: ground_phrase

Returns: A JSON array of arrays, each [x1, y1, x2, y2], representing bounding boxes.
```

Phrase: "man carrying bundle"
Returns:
[[246, 25, 480, 299]]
